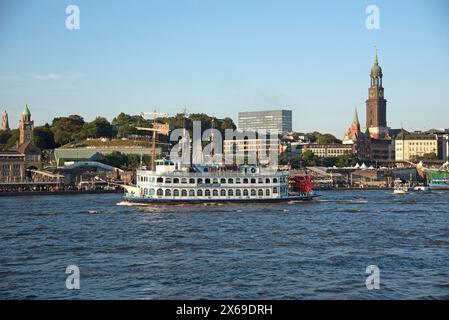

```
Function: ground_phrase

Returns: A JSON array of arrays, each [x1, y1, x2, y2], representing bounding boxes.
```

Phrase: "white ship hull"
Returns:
[[121, 193, 317, 205], [122, 161, 317, 205]]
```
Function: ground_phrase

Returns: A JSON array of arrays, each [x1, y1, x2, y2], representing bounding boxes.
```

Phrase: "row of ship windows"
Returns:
[[142, 188, 285, 197], [139, 176, 284, 184]]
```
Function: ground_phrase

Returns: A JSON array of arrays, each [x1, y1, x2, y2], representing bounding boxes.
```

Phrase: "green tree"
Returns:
[[51, 115, 85, 145], [117, 124, 138, 137], [278, 154, 289, 165], [335, 152, 357, 167], [169, 113, 193, 131], [112, 113, 152, 136], [99, 151, 129, 169], [113, 112, 159, 138], [290, 157, 301, 169], [33, 124, 57, 149], [305, 132, 342, 144], [220, 117, 236, 131], [1, 129, 19, 150], [99, 151, 151, 170], [317, 133, 342, 144], [112, 113, 134, 126], [306, 131, 320, 143], [82, 117, 113, 138], [0, 130, 12, 148], [300, 150, 318, 167], [319, 157, 337, 167]]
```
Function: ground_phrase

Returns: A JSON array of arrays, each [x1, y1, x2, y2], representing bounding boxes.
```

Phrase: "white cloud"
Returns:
[[32, 73, 64, 81]]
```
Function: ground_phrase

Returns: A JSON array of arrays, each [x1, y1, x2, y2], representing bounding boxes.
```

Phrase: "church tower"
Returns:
[[350, 108, 360, 134], [19, 105, 34, 145], [343, 108, 361, 144], [366, 48, 388, 139], [1, 110, 9, 131]]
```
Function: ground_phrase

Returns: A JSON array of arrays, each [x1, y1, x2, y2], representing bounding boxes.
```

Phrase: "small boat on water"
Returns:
[[393, 178, 432, 194], [393, 186, 413, 194], [413, 186, 432, 193], [393, 178, 412, 194]]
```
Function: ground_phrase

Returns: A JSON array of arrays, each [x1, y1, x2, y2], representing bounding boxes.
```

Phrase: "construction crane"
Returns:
[[137, 111, 170, 171]]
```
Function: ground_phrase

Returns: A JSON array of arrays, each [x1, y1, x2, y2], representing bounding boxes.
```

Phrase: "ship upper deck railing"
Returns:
[[136, 169, 289, 177]]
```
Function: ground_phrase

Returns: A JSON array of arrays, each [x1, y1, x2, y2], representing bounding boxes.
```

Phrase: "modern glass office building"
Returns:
[[238, 110, 292, 133]]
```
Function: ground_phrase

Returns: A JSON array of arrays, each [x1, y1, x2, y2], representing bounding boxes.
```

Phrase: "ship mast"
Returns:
[[256, 133, 259, 167], [136, 110, 169, 171], [211, 117, 215, 164], [180, 107, 191, 169]]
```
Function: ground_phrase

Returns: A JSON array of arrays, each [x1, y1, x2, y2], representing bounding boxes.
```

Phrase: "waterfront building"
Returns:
[[368, 139, 395, 162], [395, 131, 439, 161], [0, 106, 41, 182], [0, 143, 42, 182], [56, 161, 129, 185], [350, 169, 386, 188], [223, 138, 282, 165], [426, 129, 449, 161], [303, 143, 354, 158], [1, 110, 9, 131], [238, 110, 292, 133], [54, 145, 161, 167]]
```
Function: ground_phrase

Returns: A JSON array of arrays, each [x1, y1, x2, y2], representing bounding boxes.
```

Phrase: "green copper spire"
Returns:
[[22, 104, 31, 115]]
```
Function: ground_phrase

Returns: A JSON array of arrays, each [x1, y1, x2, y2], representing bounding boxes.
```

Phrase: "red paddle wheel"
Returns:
[[288, 175, 315, 194]]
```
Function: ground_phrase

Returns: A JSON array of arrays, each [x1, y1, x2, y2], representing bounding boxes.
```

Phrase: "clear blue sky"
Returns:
[[1, 0, 448, 137]]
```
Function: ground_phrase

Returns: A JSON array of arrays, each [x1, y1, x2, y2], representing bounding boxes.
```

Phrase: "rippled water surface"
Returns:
[[1, 190, 449, 299]]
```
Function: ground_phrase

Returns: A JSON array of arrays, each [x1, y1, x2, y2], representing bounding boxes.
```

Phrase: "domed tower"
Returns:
[[366, 47, 388, 139], [19, 104, 34, 145]]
